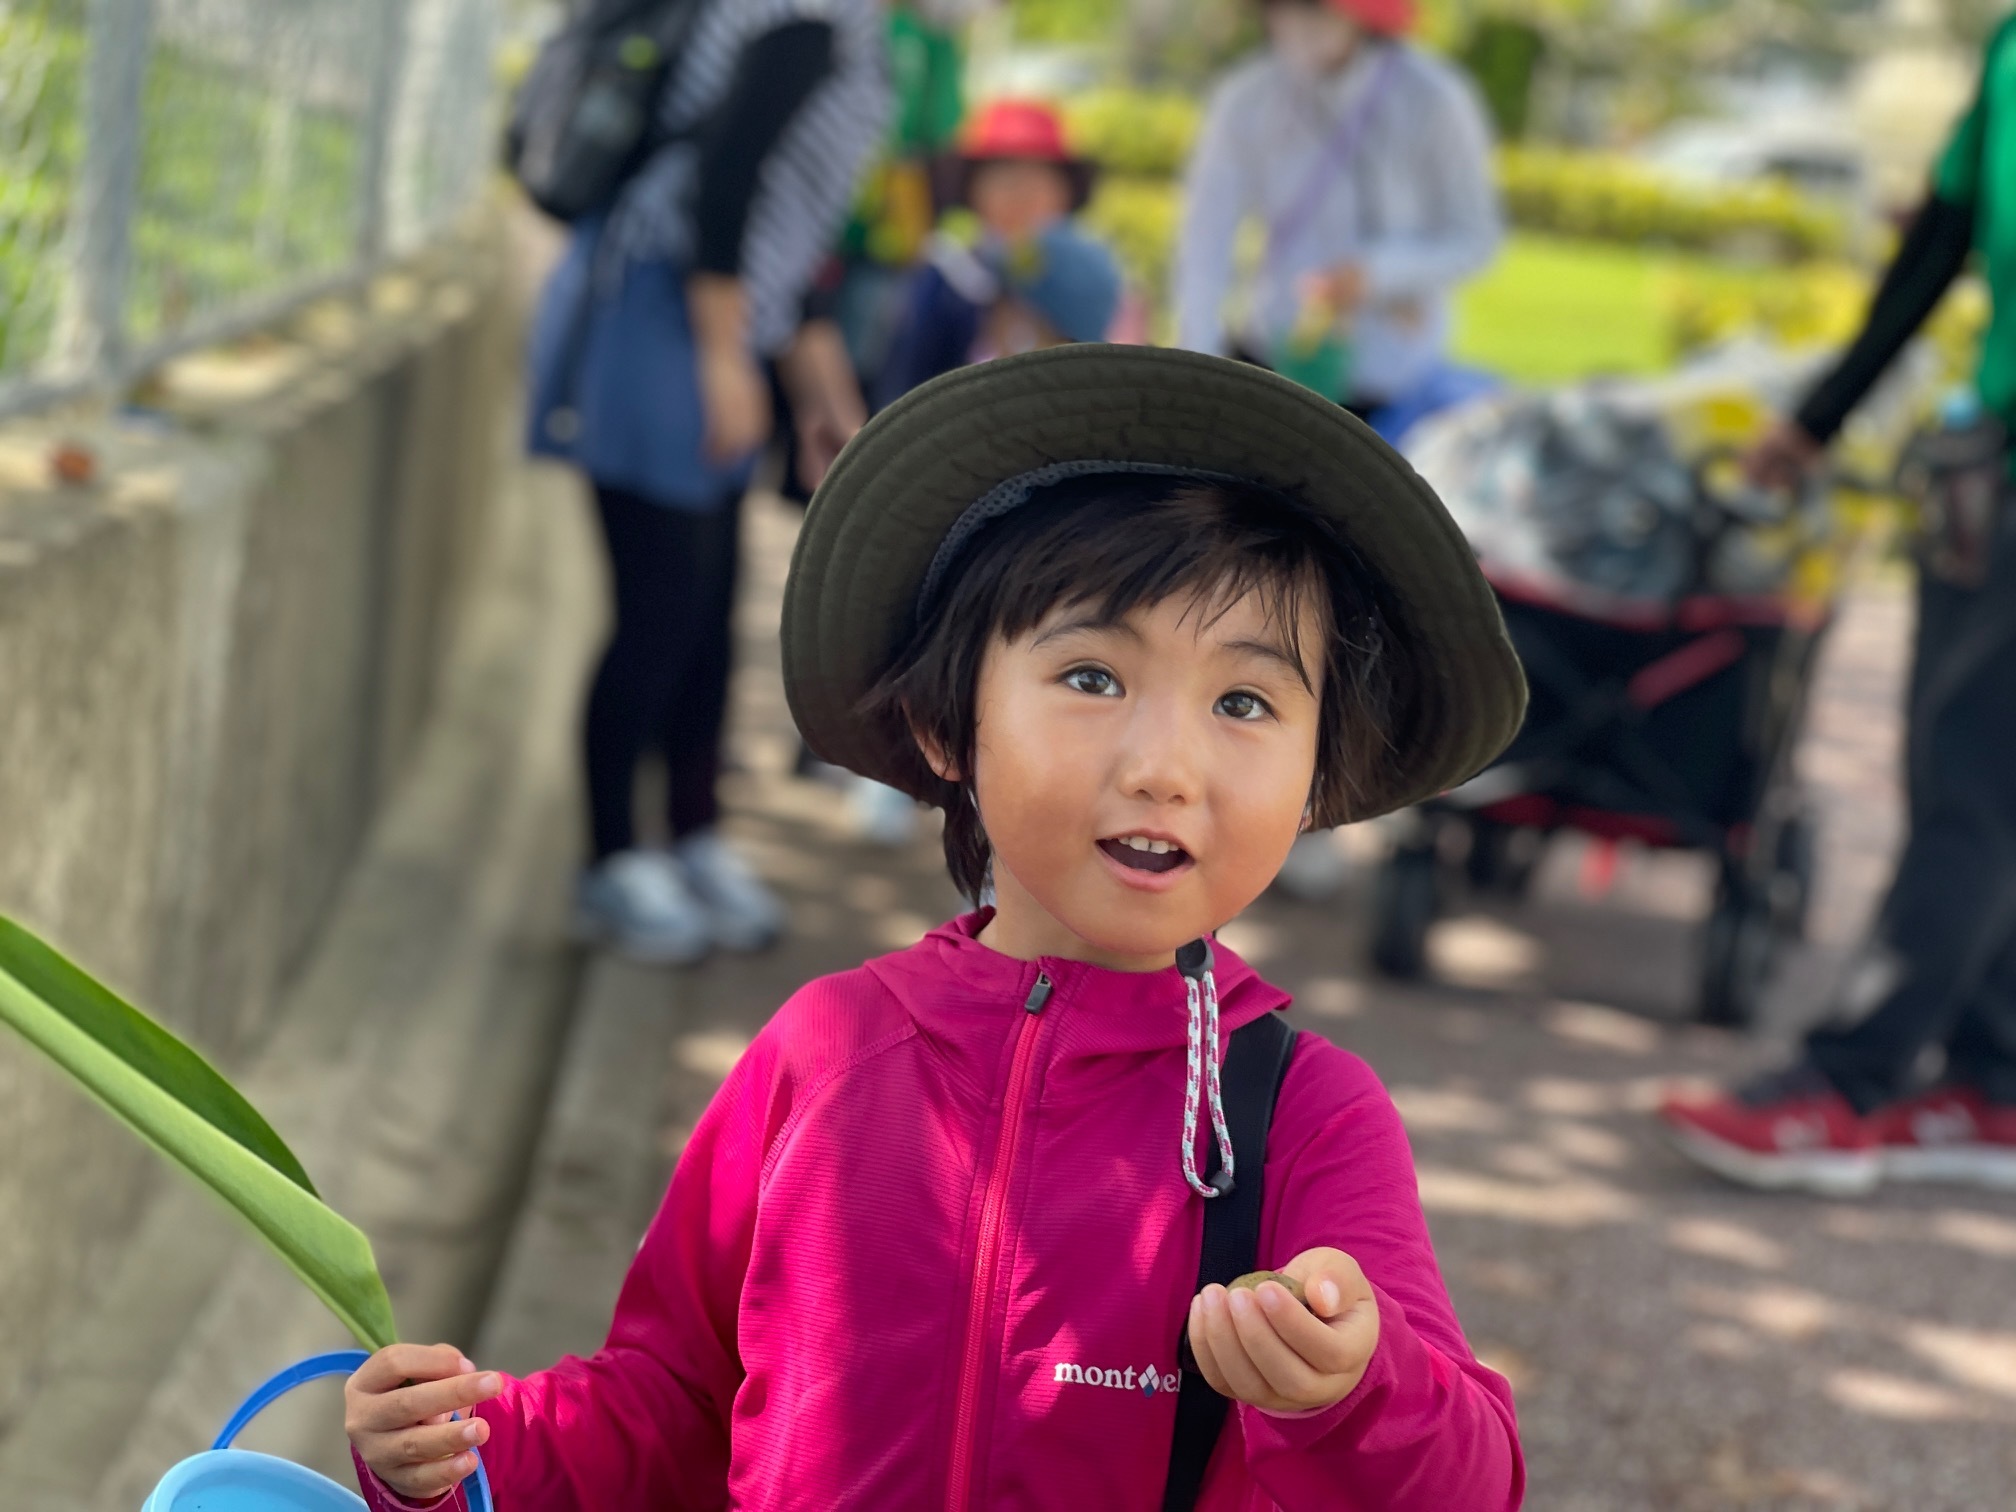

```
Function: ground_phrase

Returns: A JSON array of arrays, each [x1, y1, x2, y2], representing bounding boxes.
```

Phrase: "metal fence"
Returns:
[[0, 0, 501, 414]]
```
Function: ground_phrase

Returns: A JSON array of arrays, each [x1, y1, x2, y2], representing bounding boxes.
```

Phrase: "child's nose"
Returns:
[[1116, 702, 1205, 806]]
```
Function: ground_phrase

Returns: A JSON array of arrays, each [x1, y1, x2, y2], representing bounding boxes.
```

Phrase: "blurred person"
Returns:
[[876, 100, 1121, 399], [1173, 0, 1501, 412], [1173, 0, 1502, 902], [527, 0, 891, 965], [345, 345, 1526, 1512], [1661, 14, 2016, 1196]]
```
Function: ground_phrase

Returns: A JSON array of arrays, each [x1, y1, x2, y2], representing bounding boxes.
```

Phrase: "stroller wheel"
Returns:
[[1698, 873, 1774, 1027], [1371, 843, 1439, 980]]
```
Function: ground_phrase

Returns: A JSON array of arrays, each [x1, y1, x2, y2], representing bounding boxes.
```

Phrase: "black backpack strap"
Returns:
[[1161, 1008, 1300, 1512]]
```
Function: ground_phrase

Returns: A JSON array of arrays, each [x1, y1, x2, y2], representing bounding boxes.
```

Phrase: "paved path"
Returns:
[[482, 495, 2016, 1510]]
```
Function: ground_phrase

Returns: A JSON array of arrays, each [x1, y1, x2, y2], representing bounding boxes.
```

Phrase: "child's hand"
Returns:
[[1186, 1247, 1380, 1414], [344, 1343, 503, 1502]]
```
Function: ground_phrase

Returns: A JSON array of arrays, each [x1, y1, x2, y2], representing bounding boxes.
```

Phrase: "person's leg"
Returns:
[[662, 490, 742, 840], [1943, 926, 2016, 1105], [1661, 511, 2016, 1192], [1804, 548, 2016, 1111], [576, 483, 716, 963], [584, 484, 689, 860], [656, 492, 786, 950]]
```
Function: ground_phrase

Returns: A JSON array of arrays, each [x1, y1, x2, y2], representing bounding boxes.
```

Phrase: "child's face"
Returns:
[[968, 159, 1075, 245], [965, 586, 1322, 970]]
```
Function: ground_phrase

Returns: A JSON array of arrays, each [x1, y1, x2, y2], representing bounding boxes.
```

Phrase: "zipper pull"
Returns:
[[1023, 972, 1053, 1014]]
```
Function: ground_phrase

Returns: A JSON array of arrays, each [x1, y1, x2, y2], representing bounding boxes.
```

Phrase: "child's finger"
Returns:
[[1250, 1279, 1363, 1379], [1194, 1285, 1273, 1405], [1226, 1283, 1330, 1401], [348, 1343, 471, 1396], [1185, 1295, 1233, 1398], [383, 1448, 483, 1502], [363, 1414, 489, 1473], [352, 1371, 503, 1433]]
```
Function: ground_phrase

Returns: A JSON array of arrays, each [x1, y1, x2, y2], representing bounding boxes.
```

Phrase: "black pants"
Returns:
[[583, 483, 742, 860], [1807, 506, 2016, 1111]]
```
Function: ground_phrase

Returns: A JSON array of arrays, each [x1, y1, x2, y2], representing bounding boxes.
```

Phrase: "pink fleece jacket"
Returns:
[[359, 913, 1522, 1510]]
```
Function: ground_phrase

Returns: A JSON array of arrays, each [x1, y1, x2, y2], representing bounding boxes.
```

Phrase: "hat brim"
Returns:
[[782, 344, 1526, 822]]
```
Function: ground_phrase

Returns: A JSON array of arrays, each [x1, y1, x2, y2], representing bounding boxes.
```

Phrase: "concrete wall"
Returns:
[[0, 216, 518, 1427]]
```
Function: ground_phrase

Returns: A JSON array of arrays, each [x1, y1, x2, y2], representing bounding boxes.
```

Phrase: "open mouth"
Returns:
[[1097, 835, 1193, 875]]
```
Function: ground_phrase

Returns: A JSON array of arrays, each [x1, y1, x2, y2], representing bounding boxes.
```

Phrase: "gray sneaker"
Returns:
[[575, 851, 713, 965], [676, 831, 786, 952]]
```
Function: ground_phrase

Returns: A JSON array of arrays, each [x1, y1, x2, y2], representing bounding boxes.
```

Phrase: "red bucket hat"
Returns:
[[1337, 0, 1417, 35], [950, 99, 1096, 213], [1269, 0, 1417, 37], [958, 99, 1077, 163]]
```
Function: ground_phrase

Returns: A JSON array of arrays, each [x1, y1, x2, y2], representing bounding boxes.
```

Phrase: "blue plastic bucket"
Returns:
[[144, 1350, 493, 1512], [143, 1448, 367, 1511]]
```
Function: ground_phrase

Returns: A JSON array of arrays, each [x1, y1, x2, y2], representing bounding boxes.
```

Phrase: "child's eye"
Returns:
[[1216, 690, 1272, 721], [1063, 666, 1121, 697]]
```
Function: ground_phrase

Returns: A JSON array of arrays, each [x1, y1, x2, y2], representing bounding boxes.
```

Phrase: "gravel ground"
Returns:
[[553, 498, 2016, 1510]]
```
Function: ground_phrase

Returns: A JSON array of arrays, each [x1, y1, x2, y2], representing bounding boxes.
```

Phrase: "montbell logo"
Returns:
[[1053, 1361, 1182, 1397]]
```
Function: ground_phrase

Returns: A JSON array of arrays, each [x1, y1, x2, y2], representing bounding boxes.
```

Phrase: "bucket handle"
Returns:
[[214, 1349, 494, 1512]]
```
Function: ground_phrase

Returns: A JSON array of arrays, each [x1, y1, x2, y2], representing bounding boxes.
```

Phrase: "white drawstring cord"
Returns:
[[1179, 943, 1234, 1199]]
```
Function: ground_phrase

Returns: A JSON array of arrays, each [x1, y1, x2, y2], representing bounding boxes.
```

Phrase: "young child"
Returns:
[[875, 98, 1123, 405], [343, 345, 1529, 1509]]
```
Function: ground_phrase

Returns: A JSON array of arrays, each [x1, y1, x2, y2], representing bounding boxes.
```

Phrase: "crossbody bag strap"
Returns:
[[1263, 45, 1403, 275], [1160, 1009, 1301, 1512]]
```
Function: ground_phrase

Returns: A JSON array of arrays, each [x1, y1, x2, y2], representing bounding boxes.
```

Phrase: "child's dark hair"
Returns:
[[862, 473, 1408, 902]]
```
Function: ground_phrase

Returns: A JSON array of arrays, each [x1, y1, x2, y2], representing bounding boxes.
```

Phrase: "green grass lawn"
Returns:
[[1452, 232, 1686, 385]]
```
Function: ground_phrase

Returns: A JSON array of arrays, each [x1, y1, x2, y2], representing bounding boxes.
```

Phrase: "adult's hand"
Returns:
[[697, 343, 774, 463], [1742, 417, 1824, 492], [1299, 263, 1370, 317], [689, 273, 773, 463], [779, 318, 866, 493]]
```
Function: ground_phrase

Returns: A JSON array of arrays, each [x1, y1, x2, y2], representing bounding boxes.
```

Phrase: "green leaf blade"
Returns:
[[0, 914, 396, 1349]]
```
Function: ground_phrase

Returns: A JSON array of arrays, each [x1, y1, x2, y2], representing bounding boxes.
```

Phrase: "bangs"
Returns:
[[866, 471, 1405, 901], [995, 492, 1333, 692]]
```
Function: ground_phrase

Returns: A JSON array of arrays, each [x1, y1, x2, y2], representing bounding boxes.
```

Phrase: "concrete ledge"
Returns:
[[0, 207, 533, 1433]]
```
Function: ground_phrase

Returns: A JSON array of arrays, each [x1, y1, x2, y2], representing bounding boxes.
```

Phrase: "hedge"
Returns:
[[1061, 88, 1851, 267]]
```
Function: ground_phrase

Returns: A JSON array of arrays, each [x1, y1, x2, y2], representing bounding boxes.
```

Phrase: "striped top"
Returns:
[[608, 0, 891, 355]]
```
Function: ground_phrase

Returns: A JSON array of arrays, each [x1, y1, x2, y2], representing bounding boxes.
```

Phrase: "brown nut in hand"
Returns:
[[1228, 1270, 1308, 1308]]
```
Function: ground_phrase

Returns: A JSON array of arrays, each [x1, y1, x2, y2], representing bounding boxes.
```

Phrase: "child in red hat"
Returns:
[[876, 99, 1124, 404]]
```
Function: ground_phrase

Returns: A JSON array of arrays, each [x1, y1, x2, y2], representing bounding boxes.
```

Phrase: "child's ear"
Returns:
[[911, 719, 963, 784]]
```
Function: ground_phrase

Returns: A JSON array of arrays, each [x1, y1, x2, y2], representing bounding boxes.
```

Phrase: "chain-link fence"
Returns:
[[0, 0, 500, 413]]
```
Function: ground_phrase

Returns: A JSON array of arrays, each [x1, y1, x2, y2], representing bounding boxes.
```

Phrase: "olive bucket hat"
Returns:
[[781, 344, 1527, 822]]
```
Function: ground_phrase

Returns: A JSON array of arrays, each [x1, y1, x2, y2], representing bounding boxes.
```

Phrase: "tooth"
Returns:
[[1124, 836, 1150, 851], [1149, 840, 1171, 854]]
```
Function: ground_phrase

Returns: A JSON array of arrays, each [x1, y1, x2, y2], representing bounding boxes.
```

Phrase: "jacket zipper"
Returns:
[[946, 969, 1053, 1512]]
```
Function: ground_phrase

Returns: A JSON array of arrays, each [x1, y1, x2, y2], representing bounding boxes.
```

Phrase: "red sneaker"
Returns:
[[1659, 1067, 1880, 1196], [1873, 1085, 2016, 1189]]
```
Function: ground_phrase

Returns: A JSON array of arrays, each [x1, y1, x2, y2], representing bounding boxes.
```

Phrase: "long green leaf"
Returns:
[[0, 914, 397, 1349]]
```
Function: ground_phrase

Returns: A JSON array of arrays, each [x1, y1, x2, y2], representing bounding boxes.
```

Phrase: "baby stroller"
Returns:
[[1369, 387, 1845, 1026]]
